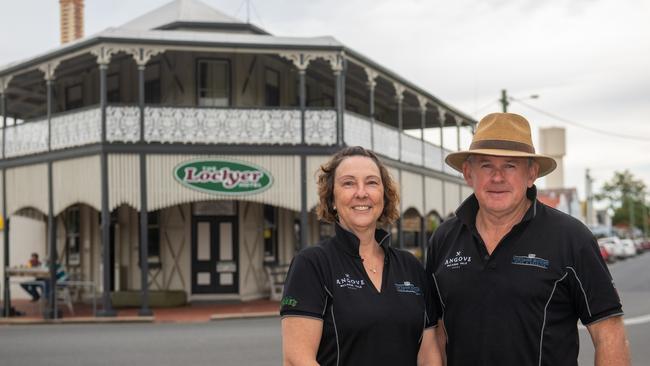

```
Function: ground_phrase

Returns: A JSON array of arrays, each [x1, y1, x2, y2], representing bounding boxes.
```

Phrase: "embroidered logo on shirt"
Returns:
[[512, 254, 549, 269], [335, 273, 366, 290], [444, 251, 472, 269], [394, 281, 422, 295], [281, 296, 298, 307]]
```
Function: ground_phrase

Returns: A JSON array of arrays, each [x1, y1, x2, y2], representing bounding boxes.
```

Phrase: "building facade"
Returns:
[[0, 0, 475, 316]]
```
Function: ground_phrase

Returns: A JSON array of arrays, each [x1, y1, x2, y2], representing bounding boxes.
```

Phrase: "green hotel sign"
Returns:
[[174, 159, 273, 195]]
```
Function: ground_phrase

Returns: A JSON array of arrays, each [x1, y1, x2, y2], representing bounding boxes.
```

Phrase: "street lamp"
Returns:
[[499, 89, 539, 112]]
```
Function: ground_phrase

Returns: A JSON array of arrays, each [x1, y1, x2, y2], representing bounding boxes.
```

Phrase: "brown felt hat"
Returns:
[[445, 113, 557, 177]]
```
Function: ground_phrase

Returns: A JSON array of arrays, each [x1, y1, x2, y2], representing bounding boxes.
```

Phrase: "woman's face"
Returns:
[[333, 156, 385, 234]]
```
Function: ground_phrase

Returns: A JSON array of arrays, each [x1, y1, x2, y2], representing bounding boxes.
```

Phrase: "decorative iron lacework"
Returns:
[[144, 107, 325, 145], [51, 108, 102, 149], [305, 110, 337, 145], [343, 112, 372, 149], [401, 134, 423, 166], [4, 120, 48, 157], [107, 106, 141, 142], [373, 122, 399, 159]]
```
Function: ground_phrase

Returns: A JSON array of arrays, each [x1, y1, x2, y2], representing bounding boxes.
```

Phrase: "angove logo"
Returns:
[[174, 159, 273, 195]]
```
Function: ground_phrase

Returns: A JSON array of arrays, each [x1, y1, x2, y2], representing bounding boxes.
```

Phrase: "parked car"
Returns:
[[597, 237, 626, 259], [619, 239, 638, 258], [598, 244, 614, 263]]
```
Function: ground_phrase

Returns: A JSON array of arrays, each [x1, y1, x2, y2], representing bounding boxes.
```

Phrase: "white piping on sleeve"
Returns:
[[566, 266, 593, 318], [330, 305, 340, 366]]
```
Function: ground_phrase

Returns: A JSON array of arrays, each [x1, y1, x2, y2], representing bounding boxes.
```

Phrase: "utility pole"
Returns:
[[499, 89, 509, 112], [643, 192, 648, 239], [585, 169, 594, 226], [628, 194, 635, 238]]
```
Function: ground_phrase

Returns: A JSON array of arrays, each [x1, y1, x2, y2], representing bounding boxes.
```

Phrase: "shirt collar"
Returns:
[[455, 185, 539, 230], [333, 222, 391, 257]]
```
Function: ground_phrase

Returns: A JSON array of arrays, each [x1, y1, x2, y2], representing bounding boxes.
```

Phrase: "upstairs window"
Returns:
[[197, 59, 230, 107], [145, 63, 161, 104], [107, 73, 120, 103], [65, 84, 83, 110], [265, 68, 280, 106]]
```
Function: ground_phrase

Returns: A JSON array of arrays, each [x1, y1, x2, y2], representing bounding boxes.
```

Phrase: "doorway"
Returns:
[[191, 216, 239, 294]]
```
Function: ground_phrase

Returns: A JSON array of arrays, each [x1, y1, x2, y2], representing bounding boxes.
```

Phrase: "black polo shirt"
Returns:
[[426, 186, 623, 366], [281, 223, 437, 366]]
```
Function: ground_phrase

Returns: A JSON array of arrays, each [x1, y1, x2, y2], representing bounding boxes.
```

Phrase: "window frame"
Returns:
[[195, 58, 232, 107]]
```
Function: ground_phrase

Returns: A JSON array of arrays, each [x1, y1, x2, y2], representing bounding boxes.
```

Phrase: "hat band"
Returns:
[[470, 139, 535, 154]]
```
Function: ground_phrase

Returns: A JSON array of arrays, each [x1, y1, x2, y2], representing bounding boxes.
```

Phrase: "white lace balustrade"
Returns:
[[306, 109, 337, 145], [4, 119, 48, 157], [401, 133, 423, 166], [145, 107, 304, 145], [372, 122, 399, 160], [50, 108, 101, 150], [343, 112, 372, 149], [107, 106, 141, 142]]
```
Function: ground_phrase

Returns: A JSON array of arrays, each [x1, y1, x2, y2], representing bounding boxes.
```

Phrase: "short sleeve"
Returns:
[[279, 251, 328, 319], [425, 232, 443, 320], [422, 265, 439, 328], [569, 237, 623, 325]]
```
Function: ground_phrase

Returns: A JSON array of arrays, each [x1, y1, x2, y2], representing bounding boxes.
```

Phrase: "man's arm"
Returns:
[[435, 319, 447, 365], [417, 327, 443, 366], [586, 315, 630, 366]]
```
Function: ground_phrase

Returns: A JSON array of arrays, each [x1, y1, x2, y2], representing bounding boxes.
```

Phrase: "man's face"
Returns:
[[462, 155, 539, 216]]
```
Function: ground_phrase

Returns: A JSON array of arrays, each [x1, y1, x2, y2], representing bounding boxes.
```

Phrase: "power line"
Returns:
[[512, 99, 650, 142], [472, 99, 499, 118]]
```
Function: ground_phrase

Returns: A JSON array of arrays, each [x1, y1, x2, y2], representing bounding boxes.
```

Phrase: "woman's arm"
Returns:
[[282, 316, 323, 366], [417, 327, 444, 366]]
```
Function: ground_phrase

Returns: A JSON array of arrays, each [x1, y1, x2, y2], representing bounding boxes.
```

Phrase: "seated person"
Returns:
[[20, 259, 68, 302], [28, 252, 41, 268]]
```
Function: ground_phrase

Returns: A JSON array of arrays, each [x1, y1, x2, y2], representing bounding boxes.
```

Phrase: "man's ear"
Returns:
[[462, 160, 473, 186], [528, 160, 540, 187]]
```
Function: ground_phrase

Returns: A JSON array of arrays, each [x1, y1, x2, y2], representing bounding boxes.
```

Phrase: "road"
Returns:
[[0, 252, 648, 366], [578, 251, 650, 365]]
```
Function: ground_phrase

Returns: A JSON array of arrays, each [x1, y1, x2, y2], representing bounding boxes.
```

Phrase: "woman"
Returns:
[[281, 146, 442, 366]]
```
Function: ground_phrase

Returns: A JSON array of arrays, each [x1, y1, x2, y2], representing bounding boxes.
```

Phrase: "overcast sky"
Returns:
[[1, 0, 649, 203]]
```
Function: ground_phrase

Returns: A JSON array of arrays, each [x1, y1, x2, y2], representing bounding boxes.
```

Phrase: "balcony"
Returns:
[[2, 106, 459, 176]]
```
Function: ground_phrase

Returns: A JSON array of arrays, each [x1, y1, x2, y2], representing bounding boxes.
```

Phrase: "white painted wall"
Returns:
[[0, 215, 46, 301]]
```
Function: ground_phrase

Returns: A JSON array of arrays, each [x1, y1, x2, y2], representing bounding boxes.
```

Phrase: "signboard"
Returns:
[[174, 159, 273, 195]]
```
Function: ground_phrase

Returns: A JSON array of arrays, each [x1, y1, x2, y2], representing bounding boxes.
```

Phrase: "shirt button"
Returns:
[[488, 262, 497, 269], [483, 255, 490, 261]]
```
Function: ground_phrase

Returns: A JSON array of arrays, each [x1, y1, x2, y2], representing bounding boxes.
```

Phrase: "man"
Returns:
[[426, 113, 630, 366]]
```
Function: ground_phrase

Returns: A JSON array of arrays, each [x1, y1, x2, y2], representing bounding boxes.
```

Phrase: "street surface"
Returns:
[[0, 252, 648, 366], [578, 251, 650, 365]]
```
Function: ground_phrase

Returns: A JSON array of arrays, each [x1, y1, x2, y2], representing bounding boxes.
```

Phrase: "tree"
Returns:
[[596, 170, 649, 233]]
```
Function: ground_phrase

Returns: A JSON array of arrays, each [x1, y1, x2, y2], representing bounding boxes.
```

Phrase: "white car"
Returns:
[[619, 239, 638, 258], [597, 237, 626, 259]]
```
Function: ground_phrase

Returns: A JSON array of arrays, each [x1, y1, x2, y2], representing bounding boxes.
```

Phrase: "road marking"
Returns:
[[579, 314, 650, 330], [623, 314, 650, 326]]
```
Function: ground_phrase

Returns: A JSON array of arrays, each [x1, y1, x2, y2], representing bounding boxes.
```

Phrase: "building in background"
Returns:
[[0, 0, 475, 315], [538, 126, 584, 221]]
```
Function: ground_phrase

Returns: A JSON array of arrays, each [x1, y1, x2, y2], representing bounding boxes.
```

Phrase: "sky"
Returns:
[[0, 0, 648, 205]]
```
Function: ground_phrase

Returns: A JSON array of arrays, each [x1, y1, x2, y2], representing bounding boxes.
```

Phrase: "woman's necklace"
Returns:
[[361, 253, 383, 274], [361, 257, 378, 274]]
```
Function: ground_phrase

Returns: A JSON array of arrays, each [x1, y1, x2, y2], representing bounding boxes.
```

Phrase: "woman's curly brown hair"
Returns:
[[316, 146, 400, 225]]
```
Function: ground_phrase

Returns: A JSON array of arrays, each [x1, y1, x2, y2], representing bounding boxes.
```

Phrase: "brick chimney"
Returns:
[[60, 0, 84, 44]]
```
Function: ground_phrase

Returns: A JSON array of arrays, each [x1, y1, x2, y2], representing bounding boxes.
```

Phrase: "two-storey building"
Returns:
[[0, 0, 475, 317]]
